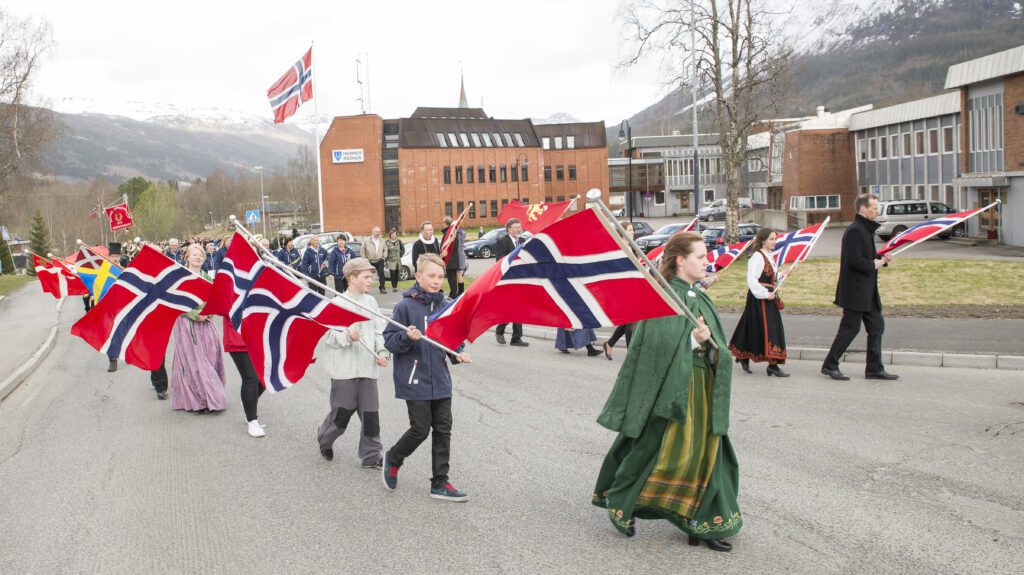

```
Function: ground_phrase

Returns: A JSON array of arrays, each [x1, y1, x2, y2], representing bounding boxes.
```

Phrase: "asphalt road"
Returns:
[[1, 303, 1022, 574]]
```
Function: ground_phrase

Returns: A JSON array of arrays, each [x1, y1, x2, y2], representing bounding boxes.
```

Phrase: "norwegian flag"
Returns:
[[645, 217, 701, 261], [440, 206, 470, 265], [33, 254, 89, 298], [70, 245, 212, 370], [267, 47, 313, 124], [424, 207, 683, 350], [878, 202, 997, 256], [201, 232, 265, 329], [706, 239, 753, 273], [241, 266, 368, 392], [498, 198, 574, 234], [771, 220, 828, 265]]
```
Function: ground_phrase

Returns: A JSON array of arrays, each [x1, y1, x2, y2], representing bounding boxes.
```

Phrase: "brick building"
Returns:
[[319, 103, 608, 235]]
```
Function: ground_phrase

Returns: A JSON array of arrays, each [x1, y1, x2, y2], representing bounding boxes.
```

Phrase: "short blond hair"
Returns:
[[416, 253, 445, 272]]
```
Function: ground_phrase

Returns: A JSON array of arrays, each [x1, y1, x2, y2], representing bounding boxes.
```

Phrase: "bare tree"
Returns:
[[622, 0, 792, 241]]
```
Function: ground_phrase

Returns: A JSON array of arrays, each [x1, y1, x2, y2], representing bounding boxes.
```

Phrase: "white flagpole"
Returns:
[[775, 216, 830, 292], [311, 42, 326, 234], [887, 200, 1000, 257]]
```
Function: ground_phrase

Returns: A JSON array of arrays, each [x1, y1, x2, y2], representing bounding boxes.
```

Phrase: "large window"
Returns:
[[489, 165, 496, 182], [879, 136, 888, 159], [500, 165, 508, 182], [568, 165, 577, 181], [554, 136, 563, 150], [928, 129, 939, 155], [567, 136, 575, 149], [455, 166, 463, 184], [902, 133, 911, 158], [471, 133, 482, 147], [542, 137, 550, 150], [482, 133, 493, 147], [544, 166, 552, 182], [868, 138, 876, 160], [513, 133, 525, 147], [478, 166, 485, 182], [492, 133, 503, 147], [891, 134, 899, 158], [789, 195, 841, 211], [510, 164, 518, 182], [943, 126, 954, 153], [490, 200, 498, 218], [448, 133, 459, 147], [502, 133, 514, 147], [468, 201, 476, 219], [459, 133, 470, 147], [435, 133, 448, 147], [858, 138, 867, 161], [521, 165, 528, 181], [556, 166, 565, 181], [443, 166, 451, 184], [915, 131, 924, 155], [466, 166, 474, 184]]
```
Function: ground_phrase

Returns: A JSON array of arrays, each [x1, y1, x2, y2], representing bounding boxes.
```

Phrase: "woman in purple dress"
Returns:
[[170, 244, 226, 412]]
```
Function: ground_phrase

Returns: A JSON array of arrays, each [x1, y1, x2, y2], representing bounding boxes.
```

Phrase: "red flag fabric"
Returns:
[[497, 198, 574, 234], [267, 48, 313, 124], [771, 221, 828, 265], [33, 254, 88, 298], [70, 245, 212, 370], [424, 207, 683, 350], [104, 203, 134, 231], [644, 217, 701, 261], [440, 207, 470, 265], [877, 203, 996, 255], [240, 266, 368, 392], [201, 232, 265, 329]]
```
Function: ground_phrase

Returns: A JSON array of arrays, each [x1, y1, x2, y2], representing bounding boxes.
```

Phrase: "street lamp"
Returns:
[[254, 165, 266, 237], [514, 153, 529, 202], [617, 120, 633, 222]]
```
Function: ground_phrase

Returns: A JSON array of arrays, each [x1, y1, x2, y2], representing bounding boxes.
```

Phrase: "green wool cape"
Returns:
[[596, 276, 734, 438]]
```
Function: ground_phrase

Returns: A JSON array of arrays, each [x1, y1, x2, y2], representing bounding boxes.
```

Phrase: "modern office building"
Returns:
[[318, 94, 608, 234]]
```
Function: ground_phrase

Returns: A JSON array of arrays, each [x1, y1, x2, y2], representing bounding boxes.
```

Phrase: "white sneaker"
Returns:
[[247, 420, 266, 438]]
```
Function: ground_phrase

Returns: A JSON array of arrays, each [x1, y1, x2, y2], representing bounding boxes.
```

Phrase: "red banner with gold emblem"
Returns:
[[104, 202, 134, 231], [497, 198, 574, 234]]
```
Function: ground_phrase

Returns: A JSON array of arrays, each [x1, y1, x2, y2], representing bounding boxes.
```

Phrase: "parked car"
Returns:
[[463, 228, 533, 259], [701, 223, 763, 250], [635, 221, 706, 253], [876, 200, 959, 241], [294, 231, 356, 257], [384, 242, 414, 282], [628, 221, 655, 240], [699, 197, 753, 221]]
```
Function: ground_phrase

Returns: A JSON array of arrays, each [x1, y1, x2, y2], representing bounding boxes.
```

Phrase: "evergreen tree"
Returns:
[[0, 238, 14, 275], [27, 211, 51, 277]]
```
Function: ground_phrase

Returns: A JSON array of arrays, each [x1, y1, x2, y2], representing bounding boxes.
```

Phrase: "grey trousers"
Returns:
[[316, 377, 383, 464]]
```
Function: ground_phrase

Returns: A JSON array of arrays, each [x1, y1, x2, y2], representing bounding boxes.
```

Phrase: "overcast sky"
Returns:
[[9, 0, 679, 125]]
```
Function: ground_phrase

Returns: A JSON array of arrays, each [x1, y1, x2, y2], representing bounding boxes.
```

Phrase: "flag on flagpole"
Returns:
[[70, 245, 212, 370], [73, 245, 122, 303], [104, 202, 134, 231], [267, 47, 313, 124], [706, 239, 753, 274], [771, 221, 828, 265], [644, 217, 701, 261], [440, 207, 470, 266], [201, 232, 265, 329], [878, 202, 998, 256], [32, 254, 88, 298], [424, 207, 683, 350], [497, 198, 575, 234]]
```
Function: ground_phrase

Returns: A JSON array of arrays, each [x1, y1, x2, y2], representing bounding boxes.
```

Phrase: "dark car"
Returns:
[[702, 223, 763, 250], [463, 228, 533, 259], [634, 221, 706, 253], [627, 221, 655, 240]]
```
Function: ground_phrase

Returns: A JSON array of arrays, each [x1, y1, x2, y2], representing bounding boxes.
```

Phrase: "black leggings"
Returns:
[[230, 351, 264, 422], [607, 323, 634, 348], [388, 266, 400, 288]]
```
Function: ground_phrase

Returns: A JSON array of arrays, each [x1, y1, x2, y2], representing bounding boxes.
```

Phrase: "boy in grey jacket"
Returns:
[[381, 253, 472, 501], [317, 258, 390, 468]]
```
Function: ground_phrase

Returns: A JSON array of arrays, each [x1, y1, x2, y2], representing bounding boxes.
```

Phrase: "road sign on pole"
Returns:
[[245, 210, 261, 225]]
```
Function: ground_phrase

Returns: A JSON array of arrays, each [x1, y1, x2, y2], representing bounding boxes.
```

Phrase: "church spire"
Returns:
[[458, 71, 469, 109]]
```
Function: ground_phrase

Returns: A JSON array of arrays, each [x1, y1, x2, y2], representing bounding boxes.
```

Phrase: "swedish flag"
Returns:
[[77, 260, 122, 303]]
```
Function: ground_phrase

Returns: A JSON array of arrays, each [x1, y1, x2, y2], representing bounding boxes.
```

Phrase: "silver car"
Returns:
[[876, 201, 958, 240]]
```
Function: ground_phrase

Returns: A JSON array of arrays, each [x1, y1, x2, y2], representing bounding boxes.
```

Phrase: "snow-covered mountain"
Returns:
[[531, 112, 582, 125]]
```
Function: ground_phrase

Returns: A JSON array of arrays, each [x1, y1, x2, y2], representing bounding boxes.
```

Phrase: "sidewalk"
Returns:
[[0, 283, 63, 402]]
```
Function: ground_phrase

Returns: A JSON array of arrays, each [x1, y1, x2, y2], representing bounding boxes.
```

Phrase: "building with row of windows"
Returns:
[[319, 97, 608, 234]]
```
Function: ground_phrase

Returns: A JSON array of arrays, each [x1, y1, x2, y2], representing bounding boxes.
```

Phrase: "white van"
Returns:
[[876, 200, 959, 240]]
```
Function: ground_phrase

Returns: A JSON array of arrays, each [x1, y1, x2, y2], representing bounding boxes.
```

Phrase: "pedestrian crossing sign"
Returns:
[[246, 210, 261, 224]]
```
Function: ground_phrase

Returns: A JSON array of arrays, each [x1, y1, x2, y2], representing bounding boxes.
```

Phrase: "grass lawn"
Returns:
[[705, 258, 1024, 318], [0, 274, 34, 297]]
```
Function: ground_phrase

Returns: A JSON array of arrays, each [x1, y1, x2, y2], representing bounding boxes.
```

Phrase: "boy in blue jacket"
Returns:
[[382, 253, 472, 502]]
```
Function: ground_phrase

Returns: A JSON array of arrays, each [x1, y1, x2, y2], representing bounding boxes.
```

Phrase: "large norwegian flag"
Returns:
[[877, 203, 997, 256], [706, 239, 753, 273], [645, 217, 700, 261], [70, 245, 212, 370], [241, 266, 368, 392], [425, 207, 683, 350], [498, 198, 574, 234], [771, 220, 828, 265], [267, 47, 313, 124], [201, 232, 265, 329], [33, 254, 89, 298]]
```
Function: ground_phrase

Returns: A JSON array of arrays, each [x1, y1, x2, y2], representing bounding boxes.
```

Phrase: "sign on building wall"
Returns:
[[332, 149, 365, 164]]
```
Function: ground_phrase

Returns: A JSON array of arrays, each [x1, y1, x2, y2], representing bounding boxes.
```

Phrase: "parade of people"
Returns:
[[2, 6, 1022, 572]]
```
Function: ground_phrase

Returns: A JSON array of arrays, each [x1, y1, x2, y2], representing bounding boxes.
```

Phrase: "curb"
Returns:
[[0, 298, 64, 403]]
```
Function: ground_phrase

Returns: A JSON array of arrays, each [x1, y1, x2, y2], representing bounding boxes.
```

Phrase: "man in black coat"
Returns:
[[821, 194, 898, 381], [411, 221, 440, 272], [494, 218, 529, 347]]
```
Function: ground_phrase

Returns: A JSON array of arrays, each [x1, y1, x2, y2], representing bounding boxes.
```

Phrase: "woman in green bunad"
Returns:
[[592, 231, 741, 552]]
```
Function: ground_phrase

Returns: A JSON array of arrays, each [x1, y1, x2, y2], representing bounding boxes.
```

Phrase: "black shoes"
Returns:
[[866, 370, 899, 380], [496, 333, 507, 345], [736, 358, 752, 374], [586, 345, 603, 357], [319, 447, 333, 461], [821, 367, 850, 380], [766, 365, 789, 377], [509, 339, 529, 347], [689, 535, 732, 552], [108, 358, 118, 373], [382, 451, 398, 490]]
